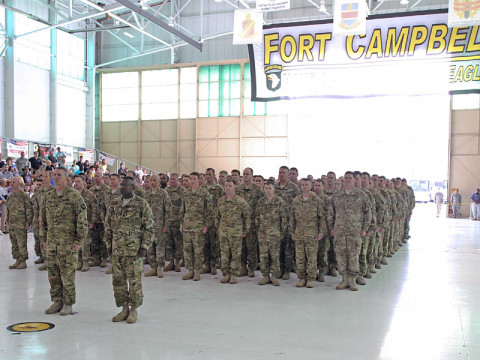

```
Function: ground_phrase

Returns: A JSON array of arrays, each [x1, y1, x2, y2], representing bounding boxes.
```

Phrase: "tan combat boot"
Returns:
[[375, 263, 381, 269], [157, 267, 163, 278], [174, 260, 181, 272], [100, 259, 107, 268], [182, 270, 194, 280], [164, 261, 174, 272], [105, 266, 112, 274], [76, 261, 83, 271], [380, 258, 388, 265], [89, 259, 101, 267], [296, 279, 306, 287], [229, 275, 237, 284], [9, 260, 20, 269], [81, 261, 89, 272], [210, 266, 217, 275], [220, 274, 230, 283], [60, 304, 72, 316], [258, 276, 271, 285], [317, 273, 325, 282], [112, 306, 129, 322], [144, 267, 157, 277], [336, 274, 349, 290], [329, 266, 338, 277], [126, 307, 138, 324], [200, 266, 210, 274], [180, 260, 185, 267], [16, 261, 27, 270], [45, 301, 63, 314], [306, 280, 314, 288], [356, 275, 366, 285], [282, 271, 290, 280], [38, 263, 47, 271], [348, 275, 358, 291], [238, 266, 248, 277], [370, 267, 377, 274], [364, 270, 372, 279], [193, 270, 200, 281], [248, 268, 255, 277], [271, 275, 280, 286], [34, 256, 44, 264]]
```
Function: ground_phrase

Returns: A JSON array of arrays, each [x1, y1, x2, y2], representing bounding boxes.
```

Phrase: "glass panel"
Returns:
[[57, 31, 85, 80], [210, 83, 219, 100], [143, 69, 178, 86], [221, 65, 231, 81], [230, 64, 241, 81], [244, 63, 251, 81], [220, 82, 229, 100], [142, 103, 178, 120], [244, 98, 255, 116], [230, 81, 241, 99], [244, 80, 252, 98], [102, 104, 138, 122], [181, 67, 197, 84], [209, 66, 219, 82], [209, 100, 219, 117], [220, 100, 230, 117], [103, 72, 139, 89], [199, 100, 209, 117], [230, 99, 241, 116], [199, 83, 210, 100], [199, 66, 209, 83], [180, 101, 196, 119], [181, 83, 196, 102]]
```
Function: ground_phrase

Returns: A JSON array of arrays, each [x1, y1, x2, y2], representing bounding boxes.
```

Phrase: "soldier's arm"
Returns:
[[164, 194, 172, 228], [204, 193, 214, 229], [280, 200, 287, 237], [39, 196, 48, 241], [141, 201, 155, 251], [362, 196, 372, 235], [243, 200, 251, 235], [318, 199, 327, 238], [74, 196, 88, 248], [25, 195, 34, 226], [104, 205, 113, 252], [327, 198, 335, 235], [288, 204, 296, 238], [179, 197, 185, 229]]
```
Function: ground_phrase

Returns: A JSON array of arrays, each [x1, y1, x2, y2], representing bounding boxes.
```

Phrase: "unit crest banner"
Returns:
[[233, 9, 263, 45], [448, 0, 480, 27], [333, 0, 367, 36]]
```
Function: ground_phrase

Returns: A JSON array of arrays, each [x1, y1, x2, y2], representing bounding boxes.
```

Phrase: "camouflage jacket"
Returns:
[[275, 181, 301, 212], [379, 188, 393, 224], [290, 192, 327, 240], [6, 190, 33, 229], [318, 194, 331, 233], [105, 188, 122, 214], [202, 183, 225, 210], [134, 185, 145, 199], [32, 186, 54, 223], [236, 182, 264, 223], [40, 186, 88, 249], [179, 187, 214, 231], [146, 188, 172, 229], [166, 185, 185, 225], [90, 183, 111, 223], [393, 188, 406, 219], [104, 195, 154, 256], [327, 188, 371, 236], [385, 189, 398, 221], [79, 188, 98, 225], [255, 195, 287, 238], [216, 195, 251, 234], [360, 188, 376, 232], [367, 187, 388, 229]]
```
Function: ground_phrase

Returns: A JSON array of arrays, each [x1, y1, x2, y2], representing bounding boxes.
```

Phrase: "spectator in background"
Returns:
[[76, 156, 84, 172], [70, 160, 79, 174], [48, 149, 58, 168], [451, 189, 462, 218], [21, 167, 32, 185], [134, 165, 143, 177], [39, 149, 49, 164], [58, 158, 67, 169], [9, 166, 19, 177], [0, 164, 13, 180], [470, 188, 480, 220], [45, 161, 54, 172], [434, 188, 444, 217], [15, 152, 29, 171], [83, 159, 91, 171], [100, 159, 108, 174], [55, 147, 66, 163], [118, 163, 127, 176], [29, 151, 42, 171]]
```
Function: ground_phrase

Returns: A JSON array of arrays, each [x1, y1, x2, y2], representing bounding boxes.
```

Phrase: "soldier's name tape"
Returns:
[[7, 322, 55, 332]]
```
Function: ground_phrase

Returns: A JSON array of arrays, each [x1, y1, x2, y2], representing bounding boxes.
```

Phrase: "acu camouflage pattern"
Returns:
[[6, 190, 33, 261], [40, 186, 88, 306], [359, 188, 376, 276], [317, 194, 331, 276], [166, 185, 185, 262], [366, 187, 387, 269], [90, 183, 111, 261], [78, 188, 98, 262], [255, 195, 287, 277], [202, 183, 225, 267], [32, 187, 54, 259], [216, 195, 251, 277]]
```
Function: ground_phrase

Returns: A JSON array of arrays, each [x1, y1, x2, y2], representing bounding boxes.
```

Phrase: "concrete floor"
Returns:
[[0, 202, 478, 360]]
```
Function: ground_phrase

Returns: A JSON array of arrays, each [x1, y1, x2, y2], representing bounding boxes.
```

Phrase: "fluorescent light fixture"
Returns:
[[215, 0, 222, 2], [400, 0, 409, 4], [139, 0, 148, 10], [123, 31, 134, 38], [319, 0, 327, 12], [168, 16, 174, 27]]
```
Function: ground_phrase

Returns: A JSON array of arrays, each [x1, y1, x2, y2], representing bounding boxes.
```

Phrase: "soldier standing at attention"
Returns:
[[144, 175, 172, 278], [90, 170, 110, 268], [201, 168, 225, 275], [324, 171, 338, 277], [255, 180, 286, 286], [7, 177, 33, 270], [218, 170, 228, 189], [103, 174, 122, 275], [216, 179, 251, 284], [74, 175, 97, 272], [290, 178, 326, 288], [275, 166, 300, 280], [104, 176, 154, 324], [165, 173, 185, 272], [328, 171, 371, 291], [35, 171, 55, 271], [179, 172, 213, 281], [41, 167, 88, 315], [313, 179, 330, 282]]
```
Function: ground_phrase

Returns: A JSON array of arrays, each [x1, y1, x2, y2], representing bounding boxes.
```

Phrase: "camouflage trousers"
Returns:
[[147, 228, 167, 268], [381, 227, 391, 260], [204, 226, 220, 268], [219, 230, 242, 277], [280, 235, 295, 273], [334, 235, 362, 276], [359, 235, 372, 276], [79, 228, 94, 262], [389, 222, 398, 253], [374, 230, 385, 266], [33, 224, 41, 257], [367, 232, 379, 269], [295, 239, 319, 281], [112, 255, 143, 308], [258, 233, 281, 277], [404, 212, 412, 238], [166, 224, 183, 262], [241, 228, 258, 271], [398, 220, 405, 245], [183, 230, 204, 271], [91, 223, 108, 261], [317, 237, 330, 276], [9, 227, 28, 261], [46, 248, 78, 305], [327, 235, 337, 272]]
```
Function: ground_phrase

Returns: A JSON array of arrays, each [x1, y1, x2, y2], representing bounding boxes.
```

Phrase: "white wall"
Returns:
[[57, 84, 86, 147]]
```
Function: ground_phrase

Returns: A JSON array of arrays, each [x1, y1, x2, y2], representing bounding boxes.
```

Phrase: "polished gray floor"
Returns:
[[0, 203, 478, 360]]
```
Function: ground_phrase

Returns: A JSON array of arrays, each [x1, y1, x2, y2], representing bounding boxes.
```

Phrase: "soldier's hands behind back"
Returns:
[[137, 248, 147, 258]]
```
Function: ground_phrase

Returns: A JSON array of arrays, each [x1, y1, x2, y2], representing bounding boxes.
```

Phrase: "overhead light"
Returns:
[[114, 19, 120, 25], [123, 31, 134, 38], [215, 0, 223, 2], [318, 0, 327, 12], [168, 16, 174, 27], [139, 0, 148, 10], [400, 0, 409, 5]]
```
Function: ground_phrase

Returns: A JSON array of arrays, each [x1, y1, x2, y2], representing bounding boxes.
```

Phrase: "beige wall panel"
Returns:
[[119, 142, 138, 161], [179, 140, 196, 157], [159, 120, 177, 141], [101, 122, 121, 142], [197, 157, 239, 173], [179, 157, 195, 174], [101, 143, 120, 156], [119, 122, 139, 142], [452, 110, 479, 134], [243, 116, 265, 137], [265, 115, 288, 137], [265, 138, 288, 157], [160, 141, 177, 157], [450, 155, 480, 217], [179, 119, 196, 140], [218, 139, 239, 156], [141, 121, 161, 142], [141, 142, 161, 157], [143, 158, 176, 173], [451, 135, 478, 155], [197, 139, 218, 157], [218, 117, 239, 139], [242, 138, 264, 156], [197, 117, 217, 139]]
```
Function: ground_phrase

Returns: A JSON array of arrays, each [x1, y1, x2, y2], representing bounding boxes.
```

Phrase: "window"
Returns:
[[57, 31, 85, 81], [142, 69, 179, 120], [244, 63, 268, 116], [102, 72, 139, 122], [15, 16, 51, 70], [180, 67, 197, 118]]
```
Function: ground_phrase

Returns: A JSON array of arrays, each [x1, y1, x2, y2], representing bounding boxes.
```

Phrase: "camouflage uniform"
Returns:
[[290, 192, 327, 281], [358, 188, 376, 277], [316, 194, 331, 276], [31, 191, 42, 258], [166, 185, 185, 264], [33, 187, 54, 260], [404, 186, 415, 239], [275, 181, 301, 274], [90, 184, 111, 262], [78, 189, 98, 262], [134, 185, 145, 199], [236, 183, 264, 272], [324, 187, 337, 272], [179, 188, 213, 272], [392, 188, 405, 250], [104, 195, 154, 308], [385, 188, 398, 256], [255, 195, 287, 278], [378, 188, 393, 262], [327, 188, 371, 277], [6, 191, 33, 261], [202, 183, 225, 268], [365, 187, 387, 271], [40, 187, 88, 306], [216, 195, 251, 277], [145, 189, 172, 269]]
